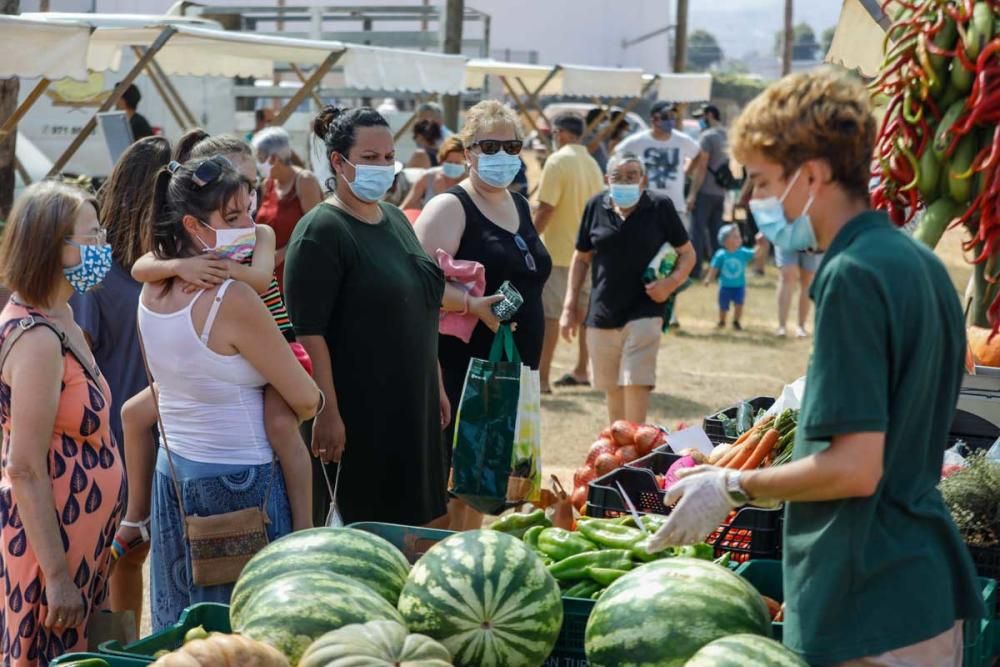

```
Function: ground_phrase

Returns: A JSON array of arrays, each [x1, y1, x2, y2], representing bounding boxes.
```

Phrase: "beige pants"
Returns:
[[542, 265, 591, 320], [832, 622, 963, 667]]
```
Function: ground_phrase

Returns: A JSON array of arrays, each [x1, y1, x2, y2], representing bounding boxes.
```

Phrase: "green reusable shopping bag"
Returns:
[[449, 325, 522, 514]]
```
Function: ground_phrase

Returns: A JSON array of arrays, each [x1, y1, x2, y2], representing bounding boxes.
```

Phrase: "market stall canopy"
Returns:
[[85, 25, 347, 79], [0, 15, 93, 81], [647, 72, 713, 103], [339, 44, 466, 95], [465, 59, 646, 98], [826, 0, 889, 77]]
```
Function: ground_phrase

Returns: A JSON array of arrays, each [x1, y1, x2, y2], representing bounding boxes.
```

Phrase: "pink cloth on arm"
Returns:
[[436, 249, 486, 343]]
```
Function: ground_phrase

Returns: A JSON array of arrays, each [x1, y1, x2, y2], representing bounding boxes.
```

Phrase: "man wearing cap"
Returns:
[[536, 113, 605, 393], [613, 101, 706, 239], [688, 104, 732, 277]]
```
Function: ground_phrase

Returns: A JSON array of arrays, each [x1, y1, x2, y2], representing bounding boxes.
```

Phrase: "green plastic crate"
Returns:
[[99, 603, 231, 663], [51, 652, 151, 666], [735, 560, 998, 666], [350, 522, 594, 664]]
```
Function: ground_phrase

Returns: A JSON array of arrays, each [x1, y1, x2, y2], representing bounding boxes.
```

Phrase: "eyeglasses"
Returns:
[[66, 227, 108, 247], [168, 155, 233, 189], [470, 140, 523, 156], [513, 234, 537, 272]]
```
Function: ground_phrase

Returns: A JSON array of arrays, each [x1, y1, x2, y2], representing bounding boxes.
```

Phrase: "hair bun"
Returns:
[[313, 106, 344, 139]]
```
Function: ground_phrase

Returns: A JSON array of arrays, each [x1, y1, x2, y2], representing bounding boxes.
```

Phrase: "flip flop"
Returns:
[[111, 517, 151, 561], [553, 373, 590, 387]]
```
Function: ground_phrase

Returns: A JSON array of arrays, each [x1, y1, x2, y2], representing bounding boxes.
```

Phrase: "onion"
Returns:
[[678, 448, 707, 464], [634, 425, 661, 455], [573, 465, 596, 488], [585, 439, 617, 466], [594, 452, 624, 476], [610, 420, 637, 447], [618, 445, 639, 463]]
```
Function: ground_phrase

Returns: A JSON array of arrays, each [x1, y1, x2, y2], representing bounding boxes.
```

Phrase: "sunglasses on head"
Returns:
[[470, 140, 523, 156], [168, 155, 233, 189]]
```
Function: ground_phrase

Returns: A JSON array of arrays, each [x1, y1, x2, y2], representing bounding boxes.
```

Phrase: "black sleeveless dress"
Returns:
[[439, 186, 552, 468]]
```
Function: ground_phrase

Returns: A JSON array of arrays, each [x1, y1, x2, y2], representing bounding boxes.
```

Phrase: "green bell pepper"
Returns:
[[713, 552, 731, 568], [591, 587, 607, 600], [522, 525, 545, 550], [676, 543, 715, 561], [577, 519, 644, 550], [631, 536, 673, 563], [537, 528, 597, 561], [490, 508, 551, 538], [564, 579, 603, 598], [586, 567, 629, 586], [547, 549, 633, 581]]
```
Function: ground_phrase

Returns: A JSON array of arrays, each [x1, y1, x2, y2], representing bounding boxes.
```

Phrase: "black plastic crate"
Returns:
[[703, 396, 776, 443], [587, 453, 783, 563], [950, 409, 1000, 455]]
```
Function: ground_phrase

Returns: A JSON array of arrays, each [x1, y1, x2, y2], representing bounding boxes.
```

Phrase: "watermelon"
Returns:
[[397, 529, 563, 667], [585, 558, 771, 667], [230, 527, 410, 621], [233, 570, 404, 665], [299, 620, 453, 667], [686, 634, 807, 666]]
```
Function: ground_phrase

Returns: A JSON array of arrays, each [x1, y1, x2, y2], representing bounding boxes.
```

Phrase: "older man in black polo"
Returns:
[[559, 153, 695, 425]]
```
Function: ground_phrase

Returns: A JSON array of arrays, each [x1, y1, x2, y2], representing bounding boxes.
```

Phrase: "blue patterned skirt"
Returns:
[[149, 449, 291, 630]]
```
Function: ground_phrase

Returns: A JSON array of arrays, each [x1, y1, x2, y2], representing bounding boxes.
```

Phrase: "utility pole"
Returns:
[[782, 0, 794, 76], [0, 0, 20, 219], [441, 0, 463, 131], [673, 0, 688, 73]]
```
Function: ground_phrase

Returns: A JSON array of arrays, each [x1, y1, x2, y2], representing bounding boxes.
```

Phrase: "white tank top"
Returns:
[[137, 280, 271, 465]]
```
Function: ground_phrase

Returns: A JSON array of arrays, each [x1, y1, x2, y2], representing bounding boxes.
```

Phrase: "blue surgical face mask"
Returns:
[[474, 151, 521, 189], [441, 162, 466, 179], [748, 168, 817, 251], [64, 242, 113, 294], [698, 118, 709, 131], [342, 157, 396, 202], [657, 118, 675, 133], [609, 183, 642, 209]]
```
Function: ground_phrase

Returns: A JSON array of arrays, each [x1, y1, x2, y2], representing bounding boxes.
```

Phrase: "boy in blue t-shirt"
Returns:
[[704, 224, 757, 330]]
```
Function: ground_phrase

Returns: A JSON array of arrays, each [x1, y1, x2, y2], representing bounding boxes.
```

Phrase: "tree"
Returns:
[[773, 22, 820, 62], [687, 30, 724, 71], [0, 0, 19, 220], [821, 26, 836, 56]]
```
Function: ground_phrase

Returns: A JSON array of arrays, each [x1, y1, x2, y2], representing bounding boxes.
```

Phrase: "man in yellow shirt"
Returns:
[[535, 113, 605, 393]]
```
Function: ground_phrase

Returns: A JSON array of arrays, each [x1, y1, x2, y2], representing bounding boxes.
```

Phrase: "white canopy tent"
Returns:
[[648, 72, 714, 104], [0, 15, 93, 82], [8, 15, 471, 176], [465, 59, 647, 149]]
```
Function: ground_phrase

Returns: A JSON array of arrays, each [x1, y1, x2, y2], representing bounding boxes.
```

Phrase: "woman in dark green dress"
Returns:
[[283, 106, 449, 527]]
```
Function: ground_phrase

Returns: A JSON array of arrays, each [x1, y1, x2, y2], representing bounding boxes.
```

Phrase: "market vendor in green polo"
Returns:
[[648, 68, 986, 666]]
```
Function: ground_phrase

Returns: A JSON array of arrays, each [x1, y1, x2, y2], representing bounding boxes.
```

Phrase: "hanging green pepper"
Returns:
[[489, 509, 551, 538], [537, 528, 597, 561], [676, 543, 716, 561], [577, 520, 644, 550], [587, 567, 630, 586], [522, 525, 545, 550], [548, 549, 634, 581], [564, 579, 603, 599]]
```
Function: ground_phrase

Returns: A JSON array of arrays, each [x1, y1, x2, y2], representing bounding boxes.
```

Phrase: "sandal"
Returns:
[[553, 373, 590, 388], [111, 517, 151, 560]]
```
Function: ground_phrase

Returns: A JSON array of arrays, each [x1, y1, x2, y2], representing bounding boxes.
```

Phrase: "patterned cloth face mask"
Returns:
[[64, 231, 113, 294]]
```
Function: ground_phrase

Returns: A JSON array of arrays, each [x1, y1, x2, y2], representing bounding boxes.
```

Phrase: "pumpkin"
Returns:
[[968, 325, 1000, 368], [151, 632, 289, 667], [299, 620, 453, 666]]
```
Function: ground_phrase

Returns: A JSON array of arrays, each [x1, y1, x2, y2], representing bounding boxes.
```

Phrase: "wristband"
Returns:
[[316, 390, 327, 416]]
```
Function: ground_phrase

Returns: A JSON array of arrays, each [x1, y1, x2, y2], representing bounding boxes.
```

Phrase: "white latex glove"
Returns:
[[646, 466, 740, 553]]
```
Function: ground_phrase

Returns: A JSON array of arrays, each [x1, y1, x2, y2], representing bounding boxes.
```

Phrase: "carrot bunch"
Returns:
[[712, 409, 798, 471]]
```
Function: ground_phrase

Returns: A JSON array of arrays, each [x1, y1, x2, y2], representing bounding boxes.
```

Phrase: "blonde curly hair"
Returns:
[[731, 67, 876, 199], [459, 100, 524, 147]]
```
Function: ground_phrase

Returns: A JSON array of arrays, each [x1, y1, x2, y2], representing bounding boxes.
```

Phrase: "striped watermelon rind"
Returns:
[[230, 527, 410, 622], [585, 557, 772, 667], [686, 634, 808, 666], [233, 570, 404, 665], [397, 529, 563, 667]]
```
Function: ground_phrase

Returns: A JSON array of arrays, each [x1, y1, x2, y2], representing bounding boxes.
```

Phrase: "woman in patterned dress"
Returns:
[[0, 181, 125, 665]]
